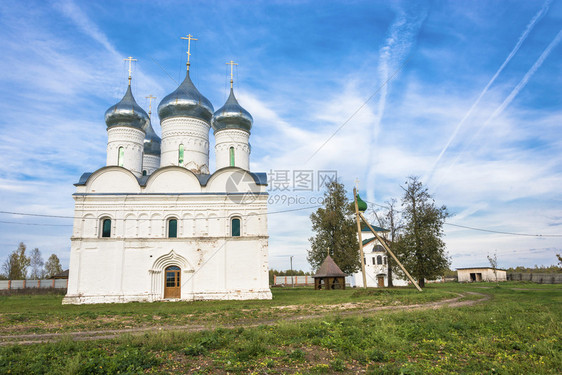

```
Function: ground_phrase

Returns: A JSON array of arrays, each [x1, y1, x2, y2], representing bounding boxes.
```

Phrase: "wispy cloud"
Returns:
[[54, 0, 118, 56], [426, 0, 552, 183], [366, 4, 427, 203], [440, 29, 562, 179]]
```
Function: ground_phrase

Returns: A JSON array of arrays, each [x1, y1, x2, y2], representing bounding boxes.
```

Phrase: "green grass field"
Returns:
[[0, 282, 560, 374]]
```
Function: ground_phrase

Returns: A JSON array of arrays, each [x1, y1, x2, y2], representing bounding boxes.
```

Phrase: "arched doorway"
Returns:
[[164, 266, 181, 298]]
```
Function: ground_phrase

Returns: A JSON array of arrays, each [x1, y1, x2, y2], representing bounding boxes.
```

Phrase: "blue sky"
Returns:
[[0, 0, 561, 273]]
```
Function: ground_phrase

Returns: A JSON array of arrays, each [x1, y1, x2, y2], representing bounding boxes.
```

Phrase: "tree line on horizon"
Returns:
[[1, 242, 63, 280]]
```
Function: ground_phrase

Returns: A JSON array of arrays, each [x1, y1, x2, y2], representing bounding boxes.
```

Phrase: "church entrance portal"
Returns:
[[377, 276, 385, 288], [164, 266, 181, 298]]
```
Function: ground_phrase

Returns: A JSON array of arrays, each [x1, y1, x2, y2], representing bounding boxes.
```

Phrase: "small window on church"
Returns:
[[377, 255, 383, 265], [372, 257, 376, 265], [384, 256, 387, 265], [231, 217, 241, 237], [118, 147, 124, 167], [178, 144, 184, 166], [229, 147, 235, 167], [168, 219, 177, 238], [101, 218, 111, 238], [142, 170, 147, 176]]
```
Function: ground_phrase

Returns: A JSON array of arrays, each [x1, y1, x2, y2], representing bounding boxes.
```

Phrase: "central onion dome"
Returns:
[[143, 119, 161, 155], [157, 71, 214, 123], [104, 85, 149, 131], [211, 88, 253, 133]]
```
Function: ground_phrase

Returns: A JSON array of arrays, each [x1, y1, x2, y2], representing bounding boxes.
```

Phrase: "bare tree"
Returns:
[[380, 199, 403, 287], [487, 251, 498, 284], [29, 248, 45, 279]]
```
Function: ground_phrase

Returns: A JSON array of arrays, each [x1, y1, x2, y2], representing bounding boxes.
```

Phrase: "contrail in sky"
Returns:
[[366, 5, 427, 203], [425, 0, 552, 183], [441, 29, 562, 179]]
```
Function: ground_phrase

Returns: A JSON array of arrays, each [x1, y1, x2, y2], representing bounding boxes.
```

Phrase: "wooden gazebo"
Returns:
[[312, 255, 346, 290]]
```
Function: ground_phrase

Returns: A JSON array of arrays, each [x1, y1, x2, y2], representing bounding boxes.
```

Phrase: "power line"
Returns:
[[0, 204, 322, 227], [444, 222, 562, 238], [0, 220, 72, 227], [305, 56, 412, 164], [363, 200, 562, 238]]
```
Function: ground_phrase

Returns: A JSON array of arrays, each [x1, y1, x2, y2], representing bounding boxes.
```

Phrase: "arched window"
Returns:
[[168, 218, 178, 238], [142, 170, 147, 176], [377, 255, 383, 265], [229, 147, 235, 167], [118, 147, 124, 167], [178, 144, 184, 166], [383, 256, 387, 265], [231, 217, 241, 237], [101, 218, 111, 238]]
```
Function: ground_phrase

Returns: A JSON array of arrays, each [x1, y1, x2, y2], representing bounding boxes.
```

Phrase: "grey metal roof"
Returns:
[[104, 84, 149, 131], [143, 119, 161, 156], [75, 167, 268, 187], [212, 88, 253, 133], [157, 70, 214, 123]]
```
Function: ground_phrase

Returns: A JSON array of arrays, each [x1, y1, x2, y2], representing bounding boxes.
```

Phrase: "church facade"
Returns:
[[63, 52, 272, 304], [353, 227, 408, 288]]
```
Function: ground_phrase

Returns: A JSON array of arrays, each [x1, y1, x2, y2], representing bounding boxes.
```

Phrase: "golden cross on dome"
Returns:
[[226, 60, 238, 89], [123, 56, 137, 85], [145, 95, 156, 118], [180, 34, 198, 71]]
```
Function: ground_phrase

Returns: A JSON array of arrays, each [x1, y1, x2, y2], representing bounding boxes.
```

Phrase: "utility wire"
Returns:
[[362, 200, 562, 238], [0, 205, 322, 226], [444, 222, 562, 238], [305, 56, 412, 164], [0, 220, 72, 227]]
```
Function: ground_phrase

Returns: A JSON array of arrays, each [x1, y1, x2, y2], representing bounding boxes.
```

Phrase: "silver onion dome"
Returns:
[[105, 85, 149, 131], [143, 119, 161, 156], [157, 70, 214, 123], [211, 88, 253, 133]]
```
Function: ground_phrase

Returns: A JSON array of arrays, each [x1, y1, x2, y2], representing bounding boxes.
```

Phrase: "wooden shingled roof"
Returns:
[[312, 255, 347, 278]]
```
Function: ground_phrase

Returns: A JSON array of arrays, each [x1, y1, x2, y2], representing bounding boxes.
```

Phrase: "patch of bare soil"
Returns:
[[0, 292, 489, 346]]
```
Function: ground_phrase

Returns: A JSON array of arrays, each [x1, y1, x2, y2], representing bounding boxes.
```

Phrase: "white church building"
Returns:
[[63, 49, 272, 304], [353, 225, 408, 288]]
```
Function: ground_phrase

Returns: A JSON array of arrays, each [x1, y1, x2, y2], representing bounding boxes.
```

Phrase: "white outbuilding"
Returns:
[[457, 267, 507, 283], [63, 50, 271, 304]]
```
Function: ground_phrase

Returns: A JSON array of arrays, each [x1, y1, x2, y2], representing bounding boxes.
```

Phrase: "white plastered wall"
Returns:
[[106, 127, 145, 177], [214, 129, 250, 170], [160, 117, 210, 174], [142, 154, 160, 175], [64, 168, 271, 304]]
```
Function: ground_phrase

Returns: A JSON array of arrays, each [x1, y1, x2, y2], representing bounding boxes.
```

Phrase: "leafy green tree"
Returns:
[[307, 181, 360, 274], [29, 248, 45, 279], [394, 177, 449, 288], [44, 254, 63, 278], [2, 242, 31, 279]]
